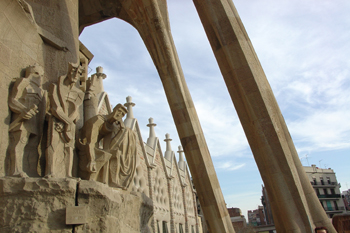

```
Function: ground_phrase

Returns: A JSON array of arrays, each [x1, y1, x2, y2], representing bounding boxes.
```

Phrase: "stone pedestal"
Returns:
[[0, 178, 153, 233]]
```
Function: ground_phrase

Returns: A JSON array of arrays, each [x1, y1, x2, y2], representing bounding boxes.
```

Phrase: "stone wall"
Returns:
[[0, 177, 153, 233], [0, 0, 80, 176], [0, 1, 200, 232], [128, 117, 200, 233]]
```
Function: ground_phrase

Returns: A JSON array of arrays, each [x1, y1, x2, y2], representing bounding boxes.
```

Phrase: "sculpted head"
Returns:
[[108, 104, 128, 124], [67, 62, 84, 84], [25, 64, 44, 86]]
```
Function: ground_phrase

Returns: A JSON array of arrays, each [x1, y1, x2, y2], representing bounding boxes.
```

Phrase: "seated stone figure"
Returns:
[[78, 104, 137, 189], [8, 64, 46, 177], [45, 62, 84, 178]]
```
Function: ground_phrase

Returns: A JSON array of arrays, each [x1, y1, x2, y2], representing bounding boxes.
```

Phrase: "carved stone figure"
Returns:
[[45, 63, 84, 178], [108, 107, 137, 189], [8, 65, 46, 177], [78, 104, 137, 189]]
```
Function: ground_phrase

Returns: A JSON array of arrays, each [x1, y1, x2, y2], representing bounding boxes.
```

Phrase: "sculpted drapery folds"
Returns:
[[8, 65, 46, 177], [78, 104, 137, 189], [45, 63, 84, 178]]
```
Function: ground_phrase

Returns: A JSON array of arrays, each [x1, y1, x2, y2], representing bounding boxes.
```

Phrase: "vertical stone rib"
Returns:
[[192, 0, 335, 232], [147, 166, 156, 233]]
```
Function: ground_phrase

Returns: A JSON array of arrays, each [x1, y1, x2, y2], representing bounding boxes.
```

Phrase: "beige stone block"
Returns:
[[30, 0, 51, 8], [0, 42, 11, 66], [0, 177, 77, 233], [75, 180, 153, 233], [0, 0, 11, 10], [66, 206, 87, 225]]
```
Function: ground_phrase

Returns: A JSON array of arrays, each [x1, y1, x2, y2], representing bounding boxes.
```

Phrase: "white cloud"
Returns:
[[217, 161, 246, 171]]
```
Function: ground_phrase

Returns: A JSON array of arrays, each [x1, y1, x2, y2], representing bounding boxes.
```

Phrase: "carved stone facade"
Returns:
[[2, 56, 199, 231], [1, 0, 336, 232]]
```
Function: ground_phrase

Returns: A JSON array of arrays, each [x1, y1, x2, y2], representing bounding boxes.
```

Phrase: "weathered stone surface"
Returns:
[[45, 63, 84, 178], [1, 0, 81, 176], [0, 178, 153, 233], [8, 64, 46, 178], [0, 177, 77, 233], [75, 180, 153, 233]]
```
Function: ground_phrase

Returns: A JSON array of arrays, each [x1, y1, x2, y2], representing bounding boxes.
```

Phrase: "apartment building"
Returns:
[[304, 165, 346, 218]]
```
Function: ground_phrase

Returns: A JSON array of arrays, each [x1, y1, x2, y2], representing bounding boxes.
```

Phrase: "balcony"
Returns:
[[311, 181, 338, 188], [323, 206, 345, 212], [318, 194, 341, 199]]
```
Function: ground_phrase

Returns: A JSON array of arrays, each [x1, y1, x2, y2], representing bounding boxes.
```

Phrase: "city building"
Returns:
[[342, 189, 350, 211], [261, 185, 274, 225], [304, 165, 346, 218], [227, 207, 247, 231], [248, 206, 266, 226]]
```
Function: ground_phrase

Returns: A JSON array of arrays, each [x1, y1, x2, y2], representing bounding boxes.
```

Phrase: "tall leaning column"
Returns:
[[118, 0, 235, 232], [193, 0, 335, 232]]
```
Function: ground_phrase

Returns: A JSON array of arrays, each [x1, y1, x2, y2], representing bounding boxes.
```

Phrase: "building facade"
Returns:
[[227, 207, 247, 232], [342, 189, 350, 211], [248, 206, 266, 226], [261, 185, 274, 225], [304, 165, 346, 218]]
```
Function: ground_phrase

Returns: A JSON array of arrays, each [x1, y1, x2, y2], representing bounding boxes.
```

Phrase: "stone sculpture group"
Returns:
[[7, 63, 136, 190]]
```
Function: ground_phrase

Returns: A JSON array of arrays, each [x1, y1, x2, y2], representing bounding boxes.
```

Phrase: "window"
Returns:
[[326, 201, 333, 211], [323, 188, 328, 195], [157, 221, 160, 233], [320, 177, 324, 185], [320, 200, 324, 208], [327, 177, 331, 184], [162, 221, 169, 233], [179, 224, 184, 233], [331, 189, 335, 195], [334, 201, 339, 210], [191, 225, 195, 233]]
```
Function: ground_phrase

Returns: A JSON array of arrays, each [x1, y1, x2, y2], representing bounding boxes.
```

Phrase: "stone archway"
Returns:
[[79, 0, 335, 232]]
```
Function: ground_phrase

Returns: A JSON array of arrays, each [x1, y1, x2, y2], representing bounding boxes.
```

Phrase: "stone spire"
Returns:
[[164, 133, 173, 161], [124, 96, 135, 128], [177, 145, 186, 171], [146, 117, 157, 147]]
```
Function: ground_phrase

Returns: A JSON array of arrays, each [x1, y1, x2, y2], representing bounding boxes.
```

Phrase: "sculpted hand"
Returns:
[[84, 93, 92, 100], [23, 105, 38, 119], [87, 162, 97, 173]]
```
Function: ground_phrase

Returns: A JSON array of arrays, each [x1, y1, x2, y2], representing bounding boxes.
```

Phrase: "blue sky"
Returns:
[[79, 0, 350, 216]]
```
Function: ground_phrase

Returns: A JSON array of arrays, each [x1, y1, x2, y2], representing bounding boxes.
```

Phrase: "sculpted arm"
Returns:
[[9, 78, 37, 119], [9, 79, 28, 114], [49, 83, 70, 125], [67, 92, 84, 123]]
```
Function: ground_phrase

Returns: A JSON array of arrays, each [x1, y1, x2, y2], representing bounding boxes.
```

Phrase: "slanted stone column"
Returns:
[[193, 0, 335, 232], [118, 2, 235, 231], [79, 0, 234, 232]]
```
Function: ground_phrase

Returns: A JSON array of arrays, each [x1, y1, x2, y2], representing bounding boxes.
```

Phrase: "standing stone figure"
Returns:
[[45, 63, 84, 178], [8, 65, 46, 177]]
